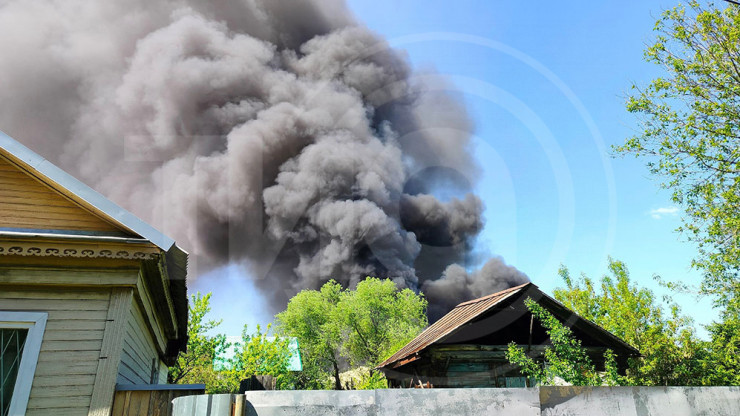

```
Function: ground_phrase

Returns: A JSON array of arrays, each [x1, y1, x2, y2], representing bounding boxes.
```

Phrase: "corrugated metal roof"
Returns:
[[378, 283, 531, 369]]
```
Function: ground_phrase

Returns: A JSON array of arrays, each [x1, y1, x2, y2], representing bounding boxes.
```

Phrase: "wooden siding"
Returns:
[[0, 286, 111, 416], [0, 156, 121, 233], [110, 388, 205, 416], [118, 300, 166, 385]]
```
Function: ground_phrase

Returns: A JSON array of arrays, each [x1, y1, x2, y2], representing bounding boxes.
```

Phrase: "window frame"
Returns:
[[0, 311, 47, 416]]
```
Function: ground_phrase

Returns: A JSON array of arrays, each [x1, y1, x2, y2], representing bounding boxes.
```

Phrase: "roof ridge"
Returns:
[[455, 282, 531, 307], [377, 282, 531, 369]]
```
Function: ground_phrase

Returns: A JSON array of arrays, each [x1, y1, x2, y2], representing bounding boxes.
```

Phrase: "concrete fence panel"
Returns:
[[172, 387, 740, 416], [374, 388, 539, 416], [539, 386, 740, 416], [172, 394, 236, 416], [244, 390, 376, 416]]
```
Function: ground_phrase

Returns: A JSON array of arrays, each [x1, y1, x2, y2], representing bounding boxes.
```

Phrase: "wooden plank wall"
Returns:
[[110, 389, 205, 416], [118, 300, 167, 385], [0, 156, 120, 233], [0, 286, 111, 416]]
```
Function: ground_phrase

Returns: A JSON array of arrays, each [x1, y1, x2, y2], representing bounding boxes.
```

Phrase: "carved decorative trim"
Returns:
[[0, 241, 159, 260]]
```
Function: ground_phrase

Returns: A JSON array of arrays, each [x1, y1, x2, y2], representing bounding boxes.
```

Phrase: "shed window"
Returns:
[[0, 312, 47, 416]]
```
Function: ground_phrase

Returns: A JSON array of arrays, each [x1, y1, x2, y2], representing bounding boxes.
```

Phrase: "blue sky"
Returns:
[[195, 0, 718, 337]]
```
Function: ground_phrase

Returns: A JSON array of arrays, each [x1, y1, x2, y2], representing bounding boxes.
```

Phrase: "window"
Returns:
[[0, 312, 47, 416], [1, 328, 28, 416]]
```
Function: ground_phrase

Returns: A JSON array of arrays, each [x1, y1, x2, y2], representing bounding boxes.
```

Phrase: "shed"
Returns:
[[377, 283, 639, 388], [0, 132, 188, 416]]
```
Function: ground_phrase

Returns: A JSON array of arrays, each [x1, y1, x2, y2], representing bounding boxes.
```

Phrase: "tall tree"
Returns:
[[554, 260, 703, 385], [335, 278, 429, 367], [274, 281, 343, 390], [168, 292, 231, 393], [617, 1, 740, 306], [701, 309, 740, 385], [275, 277, 428, 389]]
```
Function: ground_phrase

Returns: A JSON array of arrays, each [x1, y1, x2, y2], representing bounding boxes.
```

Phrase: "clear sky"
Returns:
[[194, 0, 718, 337]]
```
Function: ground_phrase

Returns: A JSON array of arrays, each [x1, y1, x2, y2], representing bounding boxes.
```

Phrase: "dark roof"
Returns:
[[378, 282, 639, 370], [378, 283, 530, 369]]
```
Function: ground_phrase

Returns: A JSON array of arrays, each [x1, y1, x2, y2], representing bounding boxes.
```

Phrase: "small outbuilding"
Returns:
[[377, 283, 639, 388], [0, 132, 188, 416]]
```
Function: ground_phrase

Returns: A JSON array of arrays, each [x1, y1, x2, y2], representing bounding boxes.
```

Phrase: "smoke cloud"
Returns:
[[423, 258, 529, 320], [0, 0, 528, 319]]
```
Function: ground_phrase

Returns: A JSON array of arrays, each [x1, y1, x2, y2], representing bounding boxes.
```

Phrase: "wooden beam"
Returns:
[[0, 267, 139, 287], [88, 287, 133, 416], [134, 274, 169, 356]]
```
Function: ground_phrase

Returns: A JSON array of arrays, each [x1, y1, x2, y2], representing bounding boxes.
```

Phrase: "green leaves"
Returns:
[[227, 324, 293, 390], [506, 298, 621, 386], [336, 278, 428, 366], [617, 1, 740, 308], [700, 308, 740, 385], [274, 281, 343, 390], [275, 277, 427, 389], [169, 293, 293, 393], [554, 260, 703, 386], [168, 292, 231, 393], [618, 1, 740, 385]]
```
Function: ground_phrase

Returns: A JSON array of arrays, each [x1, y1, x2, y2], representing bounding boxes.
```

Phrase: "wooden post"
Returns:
[[526, 313, 534, 388], [232, 394, 244, 416], [89, 287, 133, 416]]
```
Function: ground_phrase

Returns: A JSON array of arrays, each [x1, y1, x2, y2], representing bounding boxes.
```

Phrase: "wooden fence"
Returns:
[[111, 384, 205, 416]]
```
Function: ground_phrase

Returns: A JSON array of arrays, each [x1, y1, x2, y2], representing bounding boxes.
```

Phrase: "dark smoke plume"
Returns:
[[0, 0, 528, 319]]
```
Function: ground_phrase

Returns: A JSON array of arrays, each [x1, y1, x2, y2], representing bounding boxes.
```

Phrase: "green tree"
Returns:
[[335, 277, 429, 367], [226, 324, 293, 390], [553, 259, 703, 385], [274, 281, 343, 389], [168, 292, 230, 393], [617, 1, 740, 307], [275, 277, 427, 389], [169, 293, 294, 393], [506, 298, 622, 386], [699, 303, 740, 385]]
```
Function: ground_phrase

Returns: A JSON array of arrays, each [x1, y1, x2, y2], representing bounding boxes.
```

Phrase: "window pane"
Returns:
[[1, 329, 28, 416]]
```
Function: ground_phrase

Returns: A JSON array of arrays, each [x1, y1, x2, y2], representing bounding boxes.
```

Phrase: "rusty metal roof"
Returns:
[[378, 281, 641, 370], [377, 282, 532, 369]]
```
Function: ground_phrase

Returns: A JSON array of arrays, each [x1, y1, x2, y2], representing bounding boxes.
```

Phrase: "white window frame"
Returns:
[[0, 311, 47, 416]]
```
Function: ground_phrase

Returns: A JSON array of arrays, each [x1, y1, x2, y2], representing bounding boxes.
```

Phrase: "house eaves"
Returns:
[[0, 130, 175, 251]]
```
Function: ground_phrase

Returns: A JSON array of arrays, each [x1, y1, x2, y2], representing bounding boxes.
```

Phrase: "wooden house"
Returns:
[[0, 132, 188, 416], [377, 283, 639, 388]]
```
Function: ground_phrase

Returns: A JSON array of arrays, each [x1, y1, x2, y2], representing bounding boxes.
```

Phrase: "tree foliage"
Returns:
[[554, 259, 703, 385], [335, 277, 429, 366], [506, 298, 622, 386], [226, 324, 293, 390], [169, 293, 292, 393], [275, 277, 427, 389], [168, 293, 230, 392], [700, 307, 740, 385], [617, 0, 740, 306], [273, 281, 342, 389]]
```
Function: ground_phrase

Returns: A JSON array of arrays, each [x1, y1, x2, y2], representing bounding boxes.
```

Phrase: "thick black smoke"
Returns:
[[0, 0, 528, 319]]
